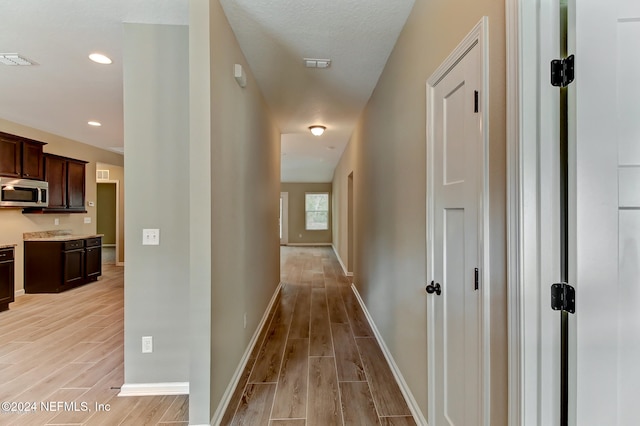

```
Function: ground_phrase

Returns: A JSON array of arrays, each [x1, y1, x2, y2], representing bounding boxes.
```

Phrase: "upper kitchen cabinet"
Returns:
[[0, 131, 46, 180], [43, 154, 87, 213]]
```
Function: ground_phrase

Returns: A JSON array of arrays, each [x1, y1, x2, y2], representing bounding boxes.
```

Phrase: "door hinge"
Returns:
[[551, 55, 575, 87], [474, 267, 479, 290], [551, 283, 576, 314]]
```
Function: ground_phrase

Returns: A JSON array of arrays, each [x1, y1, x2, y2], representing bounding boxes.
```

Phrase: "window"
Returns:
[[305, 192, 329, 230]]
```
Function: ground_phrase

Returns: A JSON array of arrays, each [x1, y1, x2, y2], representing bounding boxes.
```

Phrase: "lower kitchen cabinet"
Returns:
[[24, 237, 102, 293], [0, 247, 15, 311]]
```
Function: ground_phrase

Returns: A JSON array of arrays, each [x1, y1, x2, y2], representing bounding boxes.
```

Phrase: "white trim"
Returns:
[[96, 179, 121, 265], [14, 289, 25, 298], [426, 17, 490, 426], [118, 382, 189, 396], [280, 192, 289, 245], [210, 282, 283, 425], [286, 243, 332, 247], [331, 244, 353, 277], [351, 283, 428, 426], [506, 0, 523, 423]]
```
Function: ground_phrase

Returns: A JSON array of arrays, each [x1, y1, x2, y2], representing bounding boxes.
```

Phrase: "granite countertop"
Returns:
[[0, 244, 17, 249], [23, 230, 104, 242]]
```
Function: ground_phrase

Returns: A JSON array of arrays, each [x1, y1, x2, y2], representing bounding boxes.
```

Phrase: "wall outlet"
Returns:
[[243, 313, 247, 329], [84, 217, 91, 224], [142, 336, 153, 353], [299, 234, 302, 238], [54, 218, 59, 226], [142, 229, 160, 245]]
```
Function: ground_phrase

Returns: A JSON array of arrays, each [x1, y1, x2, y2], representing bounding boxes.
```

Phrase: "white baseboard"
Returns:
[[331, 244, 354, 277], [118, 382, 189, 397], [14, 289, 25, 298], [350, 283, 428, 425], [286, 243, 332, 247], [211, 282, 283, 425]]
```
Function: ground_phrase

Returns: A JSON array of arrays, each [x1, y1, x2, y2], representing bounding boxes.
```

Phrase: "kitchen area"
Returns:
[[0, 122, 125, 312]]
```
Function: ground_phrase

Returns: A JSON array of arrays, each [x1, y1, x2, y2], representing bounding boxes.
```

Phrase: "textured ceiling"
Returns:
[[0, 1, 188, 153], [0, 0, 414, 182], [220, 0, 415, 181]]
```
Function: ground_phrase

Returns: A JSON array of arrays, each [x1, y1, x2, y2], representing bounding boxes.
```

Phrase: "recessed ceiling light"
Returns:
[[309, 125, 326, 136], [89, 53, 112, 65], [88, 121, 102, 127]]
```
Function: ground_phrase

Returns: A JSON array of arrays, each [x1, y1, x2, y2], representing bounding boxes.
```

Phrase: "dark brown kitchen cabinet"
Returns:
[[42, 154, 87, 213], [24, 237, 101, 293], [0, 247, 15, 311], [0, 131, 45, 180], [85, 238, 102, 281]]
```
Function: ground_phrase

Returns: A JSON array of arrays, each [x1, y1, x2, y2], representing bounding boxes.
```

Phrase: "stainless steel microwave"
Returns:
[[0, 177, 48, 208]]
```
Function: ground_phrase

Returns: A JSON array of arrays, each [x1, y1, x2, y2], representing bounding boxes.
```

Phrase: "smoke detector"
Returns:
[[0, 54, 34, 66]]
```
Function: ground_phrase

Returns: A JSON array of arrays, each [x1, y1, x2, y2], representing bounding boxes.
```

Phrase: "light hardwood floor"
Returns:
[[221, 247, 416, 425], [0, 264, 188, 426], [1, 247, 416, 425]]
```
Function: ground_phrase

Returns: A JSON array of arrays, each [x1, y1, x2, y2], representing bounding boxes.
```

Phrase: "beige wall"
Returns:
[[332, 126, 359, 273], [189, 1, 281, 422], [96, 162, 125, 264], [281, 182, 332, 245], [123, 22, 191, 391], [332, 0, 507, 423], [0, 118, 124, 293]]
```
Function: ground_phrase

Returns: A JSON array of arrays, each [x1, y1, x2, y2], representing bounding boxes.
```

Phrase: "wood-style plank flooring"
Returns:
[[1, 247, 416, 425], [222, 246, 416, 425], [0, 264, 188, 426]]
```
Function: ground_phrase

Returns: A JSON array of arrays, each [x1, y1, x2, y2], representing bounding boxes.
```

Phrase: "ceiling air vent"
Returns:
[[0, 54, 34, 66], [97, 170, 110, 181], [304, 58, 331, 69]]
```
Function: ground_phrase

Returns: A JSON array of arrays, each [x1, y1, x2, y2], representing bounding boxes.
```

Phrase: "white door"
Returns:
[[572, 0, 640, 423], [280, 192, 289, 245], [427, 20, 486, 426]]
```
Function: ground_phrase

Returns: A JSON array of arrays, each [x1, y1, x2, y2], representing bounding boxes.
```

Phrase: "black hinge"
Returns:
[[551, 283, 576, 314], [474, 90, 479, 113], [474, 267, 479, 290], [551, 55, 575, 87]]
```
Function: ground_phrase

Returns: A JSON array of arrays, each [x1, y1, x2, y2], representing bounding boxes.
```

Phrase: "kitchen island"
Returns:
[[24, 230, 102, 293]]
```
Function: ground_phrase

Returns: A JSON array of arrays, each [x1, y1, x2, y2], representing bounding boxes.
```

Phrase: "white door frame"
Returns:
[[97, 180, 122, 265], [280, 192, 289, 245], [506, 0, 563, 424], [426, 17, 490, 426]]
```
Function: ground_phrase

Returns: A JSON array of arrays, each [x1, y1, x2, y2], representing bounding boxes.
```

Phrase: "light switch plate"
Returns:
[[142, 229, 160, 245], [84, 217, 91, 224], [142, 336, 153, 353]]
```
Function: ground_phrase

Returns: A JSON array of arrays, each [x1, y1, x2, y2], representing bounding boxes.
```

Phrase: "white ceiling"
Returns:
[[0, 0, 414, 182]]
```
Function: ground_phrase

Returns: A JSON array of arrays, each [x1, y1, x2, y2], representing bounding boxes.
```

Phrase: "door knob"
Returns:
[[426, 281, 441, 295]]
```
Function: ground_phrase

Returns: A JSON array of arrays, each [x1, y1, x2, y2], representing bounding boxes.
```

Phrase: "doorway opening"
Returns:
[[97, 181, 120, 265]]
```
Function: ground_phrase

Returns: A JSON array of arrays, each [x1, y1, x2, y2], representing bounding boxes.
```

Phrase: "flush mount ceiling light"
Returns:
[[88, 121, 102, 127], [309, 125, 326, 136], [89, 53, 112, 64], [0, 54, 33, 66]]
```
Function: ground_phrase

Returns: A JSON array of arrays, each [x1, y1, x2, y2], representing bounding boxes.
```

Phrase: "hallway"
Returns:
[[221, 246, 416, 425]]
